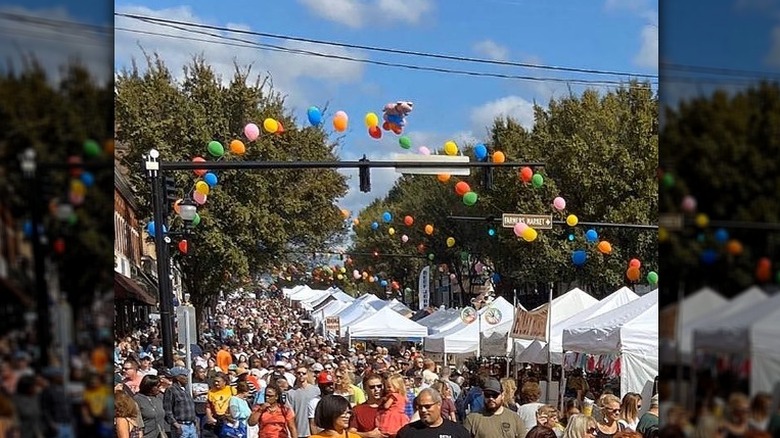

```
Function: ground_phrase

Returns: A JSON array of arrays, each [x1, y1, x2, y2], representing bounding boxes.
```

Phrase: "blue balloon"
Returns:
[[371, 222, 379, 230], [381, 280, 388, 287], [382, 211, 392, 222], [474, 143, 488, 161], [585, 229, 598, 243], [700, 249, 718, 265], [488, 228, 496, 236], [491, 273, 501, 283], [147, 221, 167, 236], [204, 172, 218, 187], [572, 250, 588, 266], [714, 228, 729, 243], [80, 171, 95, 187], [307, 106, 322, 126]]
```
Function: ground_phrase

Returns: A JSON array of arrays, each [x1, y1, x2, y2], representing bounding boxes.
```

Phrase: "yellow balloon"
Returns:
[[566, 214, 578, 227], [70, 179, 87, 196], [446, 237, 456, 247], [658, 227, 669, 242], [388, 227, 395, 236], [444, 140, 458, 156], [340, 267, 346, 273], [437, 174, 451, 183], [425, 224, 434, 235], [337, 274, 344, 280], [695, 213, 709, 228], [263, 118, 279, 133], [522, 227, 538, 242], [195, 180, 210, 195], [365, 112, 379, 127]]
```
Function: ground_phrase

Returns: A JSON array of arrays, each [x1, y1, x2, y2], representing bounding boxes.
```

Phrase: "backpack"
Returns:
[[643, 424, 659, 438]]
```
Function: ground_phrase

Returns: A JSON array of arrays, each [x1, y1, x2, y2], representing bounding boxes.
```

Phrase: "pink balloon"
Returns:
[[475, 262, 484, 274], [401, 234, 409, 243], [681, 195, 697, 213], [553, 196, 566, 211], [449, 273, 456, 280], [418, 146, 431, 155], [244, 123, 259, 141], [513, 222, 528, 237], [353, 269, 361, 279], [193, 191, 207, 205]]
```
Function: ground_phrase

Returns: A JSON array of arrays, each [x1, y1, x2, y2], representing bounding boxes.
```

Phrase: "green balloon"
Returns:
[[404, 287, 412, 294], [647, 271, 659, 284], [662, 173, 675, 188], [83, 139, 100, 157], [207, 140, 225, 157], [192, 213, 201, 227], [531, 173, 544, 188], [67, 212, 78, 226], [463, 191, 478, 206], [428, 253, 435, 261], [399, 136, 412, 149]]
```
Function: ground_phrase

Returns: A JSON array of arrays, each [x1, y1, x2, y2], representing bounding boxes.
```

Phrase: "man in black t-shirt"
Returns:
[[397, 388, 470, 438]]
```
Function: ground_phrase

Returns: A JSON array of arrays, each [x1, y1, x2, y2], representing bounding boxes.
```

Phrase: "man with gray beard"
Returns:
[[396, 388, 469, 438]]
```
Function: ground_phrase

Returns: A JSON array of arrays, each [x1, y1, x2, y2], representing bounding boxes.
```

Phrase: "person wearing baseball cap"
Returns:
[[463, 377, 526, 438], [307, 371, 335, 435], [163, 367, 198, 438]]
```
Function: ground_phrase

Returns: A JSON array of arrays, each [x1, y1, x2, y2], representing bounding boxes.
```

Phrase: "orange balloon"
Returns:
[[173, 199, 182, 215], [726, 239, 743, 256], [341, 208, 350, 219], [437, 174, 451, 183], [333, 116, 348, 132], [276, 121, 285, 134], [424, 224, 434, 235], [626, 267, 641, 282], [493, 151, 506, 163], [454, 181, 471, 197], [404, 215, 414, 226], [597, 241, 612, 255], [104, 139, 115, 155], [230, 140, 246, 155]]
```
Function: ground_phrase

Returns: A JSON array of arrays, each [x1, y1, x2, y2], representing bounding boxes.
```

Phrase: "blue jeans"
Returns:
[[176, 422, 198, 438], [53, 424, 76, 438]]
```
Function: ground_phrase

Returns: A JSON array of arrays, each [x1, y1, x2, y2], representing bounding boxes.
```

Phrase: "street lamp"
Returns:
[[178, 197, 197, 225]]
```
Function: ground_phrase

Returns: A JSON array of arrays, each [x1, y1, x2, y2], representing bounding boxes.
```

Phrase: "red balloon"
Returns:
[[178, 239, 188, 254], [629, 258, 641, 269], [519, 166, 533, 183], [404, 215, 414, 226], [275, 121, 285, 135], [417, 243, 426, 253], [53, 238, 66, 254], [382, 121, 391, 131], [455, 181, 471, 197], [369, 126, 382, 139]]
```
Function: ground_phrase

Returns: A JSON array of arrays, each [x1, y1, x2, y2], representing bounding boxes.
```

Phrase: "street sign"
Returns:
[[502, 213, 553, 229], [393, 154, 471, 176], [658, 213, 684, 231]]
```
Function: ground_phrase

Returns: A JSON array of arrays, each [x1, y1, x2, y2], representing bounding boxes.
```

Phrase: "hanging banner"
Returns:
[[325, 316, 340, 335], [510, 307, 549, 341], [418, 266, 430, 310]]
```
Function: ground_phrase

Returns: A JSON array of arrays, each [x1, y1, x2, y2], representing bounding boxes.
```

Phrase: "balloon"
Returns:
[[597, 241, 612, 254], [307, 106, 322, 125], [681, 195, 697, 213], [68, 156, 82, 177], [53, 238, 66, 254], [195, 181, 210, 195], [353, 270, 361, 279], [522, 227, 538, 242], [446, 237, 456, 247], [493, 151, 506, 163], [263, 118, 279, 133], [244, 123, 260, 141], [566, 215, 578, 226], [425, 224, 434, 235], [571, 250, 587, 266], [647, 271, 659, 284], [658, 227, 669, 242], [337, 274, 344, 280], [83, 139, 101, 156], [443, 141, 458, 156], [626, 267, 641, 281], [388, 227, 395, 236], [417, 243, 426, 253], [455, 181, 471, 197], [714, 228, 729, 243], [69, 192, 84, 206], [401, 234, 409, 243], [428, 253, 435, 261], [695, 213, 709, 228], [193, 192, 207, 205], [230, 140, 246, 155], [352, 218, 360, 226], [418, 146, 430, 155], [333, 115, 348, 132], [437, 174, 451, 182], [371, 222, 379, 230], [553, 197, 566, 211], [204, 172, 218, 187], [178, 240, 188, 254], [365, 112, 379, 127], [193, 157, 207, 177], [463, 191, 478, 206], [192, 213, 201, 227], [513, 222, 528, 237], [207, 141, 224, 157], [700, 249, 718, 265], [382, 211, 392, 222], [661, 172, 675, 188], [80, 171, 94, 187], [585, 229, 598, 243], [147, 221, 167, 236], [381, 280, 388, 287], [173, 199, 182, 214], [488, 228, 496, 236], [104, 138, 115, 154], [335, 110, 348, 120], [531, 173, 544, 188], [726, 239, 743, 255], [275, 121, 285, 135], [400, 216, 411, 226], [519, 166, 533, 183], [368, 126, 382, 139], [629, 258, 641, 269], [474, 144, 488, 161], [70, 179, 86, 196], [399, 136, 412, 149], [341, 209, 350, 219]]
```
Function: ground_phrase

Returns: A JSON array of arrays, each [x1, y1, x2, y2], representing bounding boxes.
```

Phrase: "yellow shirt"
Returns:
[[208, 386, 237, 415], [84, 385, 111, 417]]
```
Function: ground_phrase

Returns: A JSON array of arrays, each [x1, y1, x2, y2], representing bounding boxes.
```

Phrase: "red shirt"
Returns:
[[349, 403, 380, 432]]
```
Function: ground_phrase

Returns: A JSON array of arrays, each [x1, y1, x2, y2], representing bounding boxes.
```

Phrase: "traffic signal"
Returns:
[[482, 156, 493, 190], [163, 176, 178, 211], [359, 155, 371, 192]]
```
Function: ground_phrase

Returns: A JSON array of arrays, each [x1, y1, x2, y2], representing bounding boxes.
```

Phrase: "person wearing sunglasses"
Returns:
[[595, 394, 626, 437], [287, 367, 320, 438], [349, 374, 388, 438], [562, 414, 598, 438], [462, 377, 527, 438], [310, 395, 361, 438], [396, 388, 469, 438]]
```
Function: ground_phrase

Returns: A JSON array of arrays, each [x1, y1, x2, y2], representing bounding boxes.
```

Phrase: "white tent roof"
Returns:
[[282, 285, 306, 298], [335, 297, 388, 336], [346, 306, 428, 340], [312, 299, 352, 326], [418, 308, 463, 334], [330, 289, 355, 303], [299, 289, 335, 310], [521, 286, 640, 364], [289, 286, 321, 302], [562, 289, 658, 396], [532, 287, 600, 321], [388, 299, 414, 317], [516, 338, 546, 363], [677, 287, 728, 325], [424, 297, 516, 354]]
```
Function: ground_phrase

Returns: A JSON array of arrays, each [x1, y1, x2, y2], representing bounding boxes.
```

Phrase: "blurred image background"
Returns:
[[659, 1, 780, 437], [0, 0, 113, 436]]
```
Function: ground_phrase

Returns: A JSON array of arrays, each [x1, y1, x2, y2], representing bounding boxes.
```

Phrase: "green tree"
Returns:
[[115, 55, 348, 314]]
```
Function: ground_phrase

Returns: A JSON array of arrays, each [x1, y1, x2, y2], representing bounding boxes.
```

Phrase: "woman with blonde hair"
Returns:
[[618, 392, 642, 431], [430, 381, 457, 421], [500, 377, 520, 412], [596, 393, 626, 437], [563, 413, 598, 438], [114, 390, 142, 438]]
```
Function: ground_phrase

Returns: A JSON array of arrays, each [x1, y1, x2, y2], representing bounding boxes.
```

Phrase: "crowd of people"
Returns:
[[113, 288, 667, 438]]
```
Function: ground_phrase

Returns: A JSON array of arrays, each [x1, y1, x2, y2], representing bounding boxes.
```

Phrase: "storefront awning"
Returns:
[[114, 273, 157, 305]]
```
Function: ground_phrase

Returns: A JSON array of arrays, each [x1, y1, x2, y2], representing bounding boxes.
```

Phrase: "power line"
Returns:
[[115, 12, 657, 80], [115, 26, 657, 88], [661, 62, 780, 81], [0, 12, 112, 35]]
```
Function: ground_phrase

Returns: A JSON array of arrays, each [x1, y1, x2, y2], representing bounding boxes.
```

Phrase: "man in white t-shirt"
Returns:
[[307, 371, 335, 435], [516, 381, 545, 431]]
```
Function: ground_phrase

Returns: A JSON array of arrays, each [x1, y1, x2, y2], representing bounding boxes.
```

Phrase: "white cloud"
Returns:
[[473, 39, 509, 61], [634, 23, 658, 69], [765, 26, 780, 67], [0, 6, 112, 85], [470, 96, 536, 131], [298, 0, 433, 29]]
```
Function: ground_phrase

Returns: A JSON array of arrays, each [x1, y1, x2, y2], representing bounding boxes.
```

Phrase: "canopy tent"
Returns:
[[346, 306, 428, 341], [282, 285, 306, 298], [388, 299, 414, 318], [336, 300, 383, 337], [308, 287, 356, 313], [563, 289, 658, 396], [418, 308, 463, 334], [531, 287, 599, 319], [516, 338, 546, 363], [424, 297, 516, 355], [298, 289, 335, 310], [288, 286, 323, 302], [520, 286, 640, 364], [330, 289, 355, 303], [693, 291, 780, 396], [312, 299, 352, 327]]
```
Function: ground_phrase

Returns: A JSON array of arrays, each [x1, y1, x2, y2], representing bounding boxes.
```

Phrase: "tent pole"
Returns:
[[546, 282, 553, 403]]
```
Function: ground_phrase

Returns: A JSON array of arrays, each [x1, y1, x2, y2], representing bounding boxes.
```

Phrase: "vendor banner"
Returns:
[[510, 307, 548, 341], [418, 266, 430, 310], [325, 316, 340, 334]]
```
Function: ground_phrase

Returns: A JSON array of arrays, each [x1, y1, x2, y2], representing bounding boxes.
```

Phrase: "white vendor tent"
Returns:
[[336, 300, 383, 336], [346, 306, 428, 341], [330, 289, 355, 303], [312, 299, 351, 326], [418, 308, 463, 334], [424, 297, 515, 355], [531, 287, 600, 319], [388, 299, 414, 318], [521, 286, 640, 364], [282, 285, 306, 298], [563, 289, 658, 396], [693, 290, 780, 396], [299, 289, 335, 310]]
